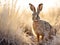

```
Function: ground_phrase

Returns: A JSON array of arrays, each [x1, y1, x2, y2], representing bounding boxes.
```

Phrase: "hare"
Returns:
[[29, 3, 56, 43]]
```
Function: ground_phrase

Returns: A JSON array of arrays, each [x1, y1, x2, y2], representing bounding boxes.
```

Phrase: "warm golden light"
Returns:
[[39, 35, 42, 39], [1, 0, 60, 13], [16, 0, 60, 13], [32, 27, 37, 37]]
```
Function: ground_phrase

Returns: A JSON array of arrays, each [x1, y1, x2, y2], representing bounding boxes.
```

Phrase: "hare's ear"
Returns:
[[37, 3, 43, 14], [29, 3, 36, 12]]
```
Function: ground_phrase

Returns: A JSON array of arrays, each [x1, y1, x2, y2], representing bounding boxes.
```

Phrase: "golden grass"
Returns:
[[0, 0, 60, 34], [40, 8, 60, 26], [0, 0, 60, 45]]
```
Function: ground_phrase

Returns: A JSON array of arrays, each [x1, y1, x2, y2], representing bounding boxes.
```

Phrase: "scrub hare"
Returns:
[[29, 3, 56, 43]]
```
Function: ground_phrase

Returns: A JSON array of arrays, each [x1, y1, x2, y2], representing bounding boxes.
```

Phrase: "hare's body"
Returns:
[[33, 20, 53, 42], [33, 20, 51, 34], [29, 3, 56, 43]]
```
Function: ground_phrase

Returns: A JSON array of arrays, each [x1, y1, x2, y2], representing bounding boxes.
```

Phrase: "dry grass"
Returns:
[[0, 0, 60, 45]]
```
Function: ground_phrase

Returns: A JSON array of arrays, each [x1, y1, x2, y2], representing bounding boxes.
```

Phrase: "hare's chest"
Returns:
[[33, 21, 43, 30], [33, 21, 38, 28]]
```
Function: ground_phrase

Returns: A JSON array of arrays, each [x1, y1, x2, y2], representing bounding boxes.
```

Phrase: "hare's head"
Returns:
[[29, 3, 43, 21]]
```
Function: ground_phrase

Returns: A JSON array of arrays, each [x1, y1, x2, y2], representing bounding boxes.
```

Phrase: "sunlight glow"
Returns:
[[32, 28, 37, 37], [0, 0, 60, 13], [39, 35, 43, 39], [16, 0, 60, 13]]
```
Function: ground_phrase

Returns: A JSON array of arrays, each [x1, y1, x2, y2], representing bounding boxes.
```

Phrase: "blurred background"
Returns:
[[0, 0, 60, 45]]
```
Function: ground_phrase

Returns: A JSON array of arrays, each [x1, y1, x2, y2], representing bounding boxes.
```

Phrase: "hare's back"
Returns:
[[39, 20, 52, 35], [39, 20, 52, 31]]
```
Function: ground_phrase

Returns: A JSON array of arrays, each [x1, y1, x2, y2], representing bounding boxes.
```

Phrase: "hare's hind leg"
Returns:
[[37, 33, 39, 42]]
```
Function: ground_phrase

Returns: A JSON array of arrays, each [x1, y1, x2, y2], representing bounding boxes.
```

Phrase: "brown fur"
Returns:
[[29, 3, 56, 42]]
